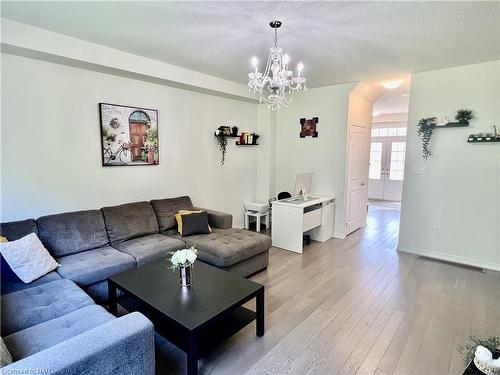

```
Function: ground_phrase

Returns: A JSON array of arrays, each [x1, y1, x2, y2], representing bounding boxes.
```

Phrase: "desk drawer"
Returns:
[[303, 208, 322, 232]]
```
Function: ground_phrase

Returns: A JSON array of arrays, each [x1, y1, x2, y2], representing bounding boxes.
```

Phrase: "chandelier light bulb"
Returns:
[[298, 62, 304, 72], [251, 57, 258, 67], [283, 54, 290, 65]]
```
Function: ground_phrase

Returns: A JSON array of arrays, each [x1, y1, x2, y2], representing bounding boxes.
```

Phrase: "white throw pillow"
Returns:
[[0, 337, 12, 367], [0, 233, 60, 283]]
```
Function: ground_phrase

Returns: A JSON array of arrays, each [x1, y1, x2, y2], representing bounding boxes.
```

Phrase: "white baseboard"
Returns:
[[333, 232, 346, 240], [397, 246, 500, 272], [234, 224, 244, 229]]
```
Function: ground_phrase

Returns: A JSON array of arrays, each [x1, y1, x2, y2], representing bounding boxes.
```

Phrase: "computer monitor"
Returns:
[[294, 173, 313, 196]]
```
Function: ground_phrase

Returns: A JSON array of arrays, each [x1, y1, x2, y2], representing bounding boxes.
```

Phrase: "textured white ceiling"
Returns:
[[2, 1, 499, 89]]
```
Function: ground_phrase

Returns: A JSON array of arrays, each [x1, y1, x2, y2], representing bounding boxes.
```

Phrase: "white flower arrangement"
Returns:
[[168, 246, 198, 270]]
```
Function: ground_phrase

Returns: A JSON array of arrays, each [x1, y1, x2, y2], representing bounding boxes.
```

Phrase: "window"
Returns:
[[397, 127, 407, 136], [369, 142, 383, 180], [389, 142, 406, 181], [371, 127, 407, 137]]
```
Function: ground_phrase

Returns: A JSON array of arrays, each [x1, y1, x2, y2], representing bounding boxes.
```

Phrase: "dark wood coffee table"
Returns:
[[108, 261, 264, 375]]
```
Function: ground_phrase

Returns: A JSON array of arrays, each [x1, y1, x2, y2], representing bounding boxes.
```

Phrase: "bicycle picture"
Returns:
[[103, 140, 133, 165]]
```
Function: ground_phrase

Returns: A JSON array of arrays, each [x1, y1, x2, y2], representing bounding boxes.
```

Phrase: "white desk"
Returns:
[[271, 195, 335, 253]]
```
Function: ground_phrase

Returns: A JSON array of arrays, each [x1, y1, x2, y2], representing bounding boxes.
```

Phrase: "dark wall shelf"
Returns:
[[236, 142, 259, 146], [433, 121, 469, 129], [467, 137, 500, 143]]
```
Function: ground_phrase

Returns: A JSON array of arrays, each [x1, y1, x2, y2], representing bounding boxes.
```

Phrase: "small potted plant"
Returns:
[[455, 109, 474, 125], [168, 246, 198, 287], [231, 126, 238, 136]]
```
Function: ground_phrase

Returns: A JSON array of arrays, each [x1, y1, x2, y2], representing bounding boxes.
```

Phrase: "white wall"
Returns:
[[255, 105, 276, 202], [398, 60, 500, 271], [1, 53, 258, 226], [275, 83, 357, 237]]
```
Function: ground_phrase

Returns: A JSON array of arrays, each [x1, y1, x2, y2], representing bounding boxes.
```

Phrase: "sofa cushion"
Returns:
[[1, 279, 94, 336], [56, 246, 136, 286], [169, 228, 272, 267], [1, 219, 39, 285], [150, 196, 194, 232], [102, 202, 159, 243], [176, 211, 210, 236], [0, 233, 60, 284], [1, 271, 62, 296], [0, 219, 38, 241], [4, 305, 114, 361], [37, 210, 109, 257], [112, 234, 185, 267]]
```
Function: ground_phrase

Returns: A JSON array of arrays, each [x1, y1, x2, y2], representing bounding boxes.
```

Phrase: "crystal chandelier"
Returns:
[[248, 20, 306, 110]]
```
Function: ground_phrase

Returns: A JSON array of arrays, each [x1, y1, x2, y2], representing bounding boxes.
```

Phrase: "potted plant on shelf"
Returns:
[[417, 117, 437, 160], [168, 246, 198, 287], [455, 108, 474, 125], [215, 126, 228, 165], [252, 133, 260, 145]]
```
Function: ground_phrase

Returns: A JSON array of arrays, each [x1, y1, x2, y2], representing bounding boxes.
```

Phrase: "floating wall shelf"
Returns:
[[432, 121, 469, 129], [467, 137, 500, 143], [236, 141, 259, 146]]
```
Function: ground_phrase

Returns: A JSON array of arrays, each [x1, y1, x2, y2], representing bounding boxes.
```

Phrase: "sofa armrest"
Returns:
[[4, 312, 155, 375], [194, 207, 233, 229]]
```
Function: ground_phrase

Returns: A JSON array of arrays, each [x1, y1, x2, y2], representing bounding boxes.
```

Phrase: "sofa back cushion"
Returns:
[[38, 210, 109, 258], [0, 219, 39, 283], [101, 202, 159, 243], [150, 196, 194, 232], [0, 219, 38, 241]]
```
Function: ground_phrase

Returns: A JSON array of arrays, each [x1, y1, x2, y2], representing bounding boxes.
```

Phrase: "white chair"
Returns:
[[244, 203, 269, 233]]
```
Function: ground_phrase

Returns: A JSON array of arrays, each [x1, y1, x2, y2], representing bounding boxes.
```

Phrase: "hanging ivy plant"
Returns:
[[417, 117, 437, 160], [215, 130, 228, 166]]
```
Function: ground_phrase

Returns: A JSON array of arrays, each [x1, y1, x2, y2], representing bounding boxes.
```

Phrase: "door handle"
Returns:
[[361, 182, 366, 186]]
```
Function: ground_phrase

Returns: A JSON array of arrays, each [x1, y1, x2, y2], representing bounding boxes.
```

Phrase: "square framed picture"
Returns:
[[99, 103, 159, 166], [300, 117, 319, 138]]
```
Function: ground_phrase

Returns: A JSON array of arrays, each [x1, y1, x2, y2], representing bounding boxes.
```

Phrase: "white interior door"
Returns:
[[345, 123, 369, 235], [368, 136, 406, 201]]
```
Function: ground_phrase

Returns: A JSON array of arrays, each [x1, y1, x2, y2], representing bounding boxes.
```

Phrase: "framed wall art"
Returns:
[[300, 117, 319, 138], [99, 103, 159, 166]]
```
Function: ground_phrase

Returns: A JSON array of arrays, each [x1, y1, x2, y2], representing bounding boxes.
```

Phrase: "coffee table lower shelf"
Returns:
[[117, 295, 257, 357]]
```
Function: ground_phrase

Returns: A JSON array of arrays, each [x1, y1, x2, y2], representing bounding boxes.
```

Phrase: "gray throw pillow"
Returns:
[[181, 211, 210, 236], [0, 233, 60, 283], [0, 337, 12, 368]]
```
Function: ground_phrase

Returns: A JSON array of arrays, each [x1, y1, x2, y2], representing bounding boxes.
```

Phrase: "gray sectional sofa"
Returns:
[[0, 196, 271, 373], [0, 218, 154, 374]]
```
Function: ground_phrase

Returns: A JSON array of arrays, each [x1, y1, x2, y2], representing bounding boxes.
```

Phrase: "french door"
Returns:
[[368, 136, 406, 201]]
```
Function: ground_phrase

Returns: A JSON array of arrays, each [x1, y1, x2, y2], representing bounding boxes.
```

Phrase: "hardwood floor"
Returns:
[[156, 207, 500, 375]]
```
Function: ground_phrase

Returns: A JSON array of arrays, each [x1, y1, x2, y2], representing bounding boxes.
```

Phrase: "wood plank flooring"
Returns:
[[156, 206, 500, 375]]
